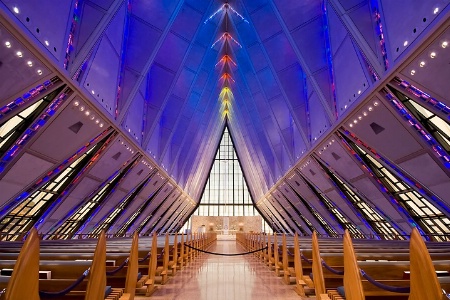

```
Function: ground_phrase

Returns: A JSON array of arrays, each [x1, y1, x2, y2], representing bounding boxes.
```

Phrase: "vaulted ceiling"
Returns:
[[0, 0, 450, 236]]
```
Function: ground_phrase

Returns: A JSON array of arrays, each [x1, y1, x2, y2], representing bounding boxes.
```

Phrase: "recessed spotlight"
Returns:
[[442, 41, 448, 48], [44, 40, 49, 46], [344, 105, 347, 109], [368, 106, 373, 111], [353, 120, 358, 124], [90, 115, 95, 120], [358, 90, 361, 95], [91, 90, 95, 95], [430, 52, 436, 58], [349, 124, 353, 127], [403, 41, 408, 47], [16, 51, 22, 57], [433, 7, 439, 14], [363, 111, 367, 116], [37, 69, 42, 75], [13, 7, 19, 14], [73, 101, 80, 107], [95, 119, 100, 124], [85, 110, 90, 116], [374, 101, 379, 106], [99, 123, 104, 128], [27, 61, 33, 67], [5, 41, 11, 48], [419, 61, 426, 67], [79, 106, 85, 111], [358, 116, 362, 120], [410, 70, 416, 75]]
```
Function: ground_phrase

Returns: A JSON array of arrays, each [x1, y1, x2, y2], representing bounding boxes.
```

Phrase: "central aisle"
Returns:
[[138, 240, 300, 300]]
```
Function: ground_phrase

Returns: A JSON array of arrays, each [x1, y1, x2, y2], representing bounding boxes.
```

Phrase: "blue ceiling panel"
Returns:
[[155, 33, 190, 72], [263, 117, 282, 147], [247, 44, 269, 72], [131, 0, 178, 30], [122, 91, 144, 143], [125, 17, 162, 73], [236, 19, 259, 47], [83, 36, 120, 116], [183, 92, 201, 119], [269, 96, 291, 130], [171, 4, 203, 41], [243, 0, 269, 14], [253, 92, 271, 120], [118, 68, 140, 113], [104, 3, 126, 55], [194, 21, 218, 48], [339, 0, 365, 11], [333, 37, 369, 114], [311, 68, 334, 115], [273, 0, 322, 31], [250, 4, 282, 41], [76, 3, 105, 60], [327, 2, 348, 56], [264, 32, 297, 72], [161, 95, 184, 130], [291, 17, 328, 73], [185, 43, 206, 72], [192, 70, 209, 94], [258, 68, 281, 99], [309, 92, 331, 142], [347, 2, 379, 60], [147, 64, 176, 109]]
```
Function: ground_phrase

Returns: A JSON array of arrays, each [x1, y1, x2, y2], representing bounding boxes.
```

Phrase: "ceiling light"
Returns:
[[27, 61, 33, 67], [37, 69, 42, 75], [79, 106, 85, 112], [433, 7, 439, 14], [99, 123, 104, 128], [90, 115, 95, 120], [430, 52, 436, 58], [442, 41, 448, 48], [95, 119, 100, 124], [44, 40, 49, 46], [5, 41, 11, 48], [91, 90, 95, 95], [353, 120, 358, 124], [363, 111, 367, 116], [16, 51, 22, 57], [419, 61, 426, 67], [410, 70, 416, 75], [13, 7, 19, 14], [349, 124, 353, 127], [358, 116, 362, 120], [358, 90, 361, 95], [73, 101, 80, 107], [344, 105, 347, 109], [85, 110, 90, 116], [368, 106, 373, 111], [374, 101, 379, 106], [403, 41, 408, 47]]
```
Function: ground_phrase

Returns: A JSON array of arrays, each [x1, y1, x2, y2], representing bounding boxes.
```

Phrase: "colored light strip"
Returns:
[[211, 33, 242, 49], [204, 3, 249, 24], [381, 88, 450, 168], [0, 77, 60, 121], [220, 73, 235, 83], [215, 55, 237, 67], [322, 2, 338, 119], [64, 0, 82, 70], [371, 0, 389, 71], [393, 77, 450, 116], [0, 88, 73, 174]]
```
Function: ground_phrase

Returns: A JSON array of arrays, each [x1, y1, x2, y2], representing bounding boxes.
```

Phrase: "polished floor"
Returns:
[[136, 240, 302, 300]]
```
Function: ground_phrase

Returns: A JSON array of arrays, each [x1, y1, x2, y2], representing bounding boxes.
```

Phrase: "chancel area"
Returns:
[[0, 0, 450, 299]]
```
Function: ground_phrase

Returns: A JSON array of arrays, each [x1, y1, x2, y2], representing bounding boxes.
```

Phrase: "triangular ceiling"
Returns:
[[0, 0, 449, 236]]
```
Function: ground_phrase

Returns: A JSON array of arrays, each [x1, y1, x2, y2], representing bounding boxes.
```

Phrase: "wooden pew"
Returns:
[[4, 228, 40, 300]]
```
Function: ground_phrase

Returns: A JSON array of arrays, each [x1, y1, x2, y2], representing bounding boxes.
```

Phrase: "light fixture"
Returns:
[[358, 116, 362, 120], [91, 90, 95, 95], [368, 106, 373, 111], [442, 41, 448, 48], [434, 7, 439, 14], [430, 52, 436, 58], [44, 40, 49, 46], [344, 105, 347, 109], [410, 70, 416, 75], [358, 90, 361, 95], [363, 111, 367, 116], [16, 51, 22, 57], [99, 123, 104, 128], [13, 7, 19, 14], [349, 124, 353, 127], [90, 115, 95, 120], [403, 41, 408, 47], [27, 61, 33, 67], [37, 69, 42, 75], [79, 106, 85, 111], [353, 120, 358, 124], [95, 119, 100, 124], [5, 41, 11, 48], [374, 101, 379, 106], [84, 110, 90, 116]]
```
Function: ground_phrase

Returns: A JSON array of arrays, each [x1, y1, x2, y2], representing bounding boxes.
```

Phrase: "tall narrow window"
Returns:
[[341, 131, 450, 241]]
